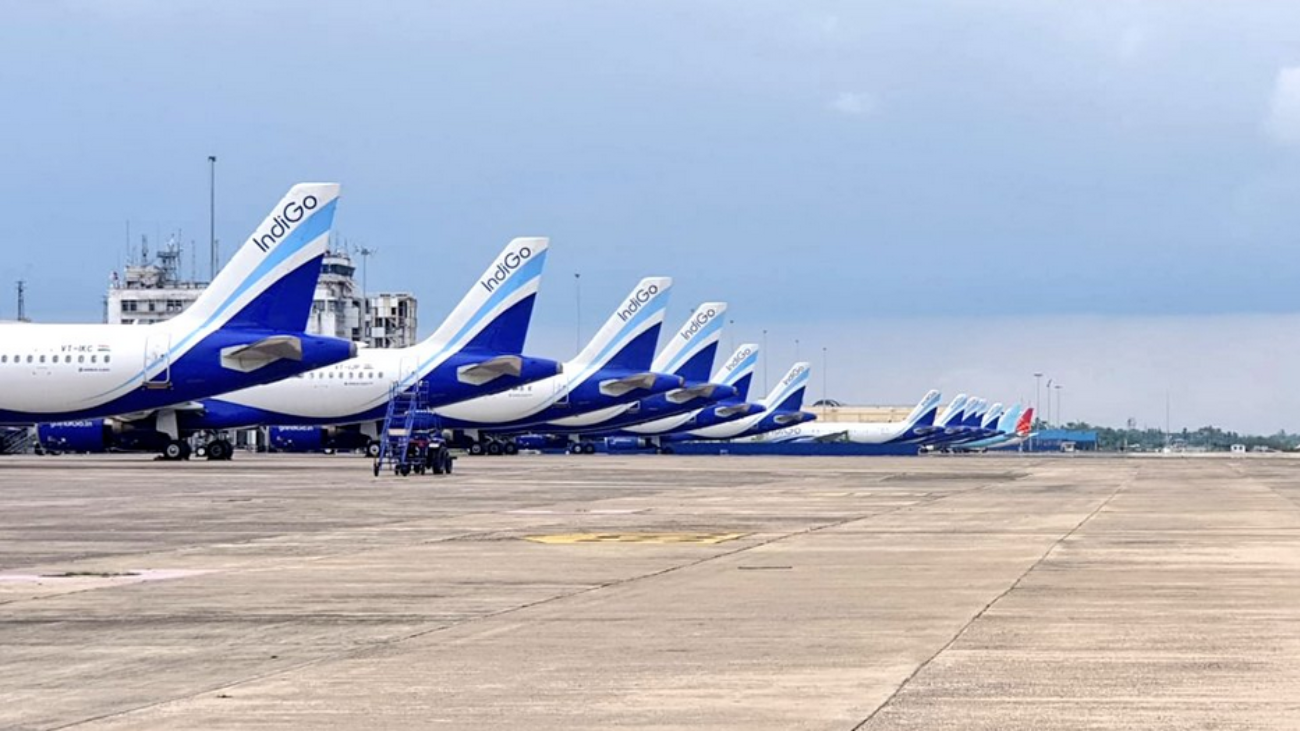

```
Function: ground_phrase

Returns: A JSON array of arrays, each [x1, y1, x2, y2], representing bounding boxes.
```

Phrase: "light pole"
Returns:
[[728, 318, 735, 357], [356, 246, 376, 344], [795, 338, 800, 361], [762, 329, 768, 392], [574, 273, 581, 355], [207, 155, 217, 280], [1032, 372, 1043, 451], [822, 346, 828, 404], [1055, 384, 1063, 428]]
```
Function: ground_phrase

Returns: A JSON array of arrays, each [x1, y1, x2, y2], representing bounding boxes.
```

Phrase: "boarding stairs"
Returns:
[[373, 381, 429, 476], [0, 427, 34, 455]]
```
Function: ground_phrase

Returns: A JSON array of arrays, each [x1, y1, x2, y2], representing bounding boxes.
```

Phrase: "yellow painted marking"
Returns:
[[522, 532, 748, 545]]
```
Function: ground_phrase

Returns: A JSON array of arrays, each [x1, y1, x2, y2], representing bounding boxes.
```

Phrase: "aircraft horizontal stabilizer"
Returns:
[[666, 383, 718, 404], [457, 355, 525, 386], [599, 373, 659, 397], [220, 335, 320, 372], [773, 413, 804, 425], [714, 403, 755, 418]]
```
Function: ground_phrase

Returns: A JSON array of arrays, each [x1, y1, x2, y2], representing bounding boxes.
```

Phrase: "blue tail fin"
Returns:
[[763, 362, 811, 412], [173, 183, 340, 335], [571, 277, 672, 373], [420, 237, 549, 357], [652, 302, 726, 382]]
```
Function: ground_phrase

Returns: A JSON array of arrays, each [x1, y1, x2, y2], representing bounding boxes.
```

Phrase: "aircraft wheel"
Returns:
[[366, 441, 381, 458], [581, 443, 597, 455], [398, 464, 411, 476], [486, 441, 503, 456], [442, 451, 454, 474], [469, 443, 484, 456], [162, 441, 185, 461], [567, 443, 583, 455], [373, 460, 381, 477], [207, 440, 232, 461], [660, 446, 674, 455], [503, 442, 518, 456]]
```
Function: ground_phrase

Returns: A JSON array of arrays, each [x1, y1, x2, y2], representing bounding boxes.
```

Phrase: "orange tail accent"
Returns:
[[1016, 408, 1034, 436]]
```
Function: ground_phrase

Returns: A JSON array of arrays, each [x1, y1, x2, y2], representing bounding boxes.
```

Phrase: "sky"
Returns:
[[3, 1, 1300, 432]]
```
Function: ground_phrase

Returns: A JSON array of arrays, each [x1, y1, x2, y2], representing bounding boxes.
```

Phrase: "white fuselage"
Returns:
[[740, 420, 909, 444], [0, 323, 150, 417], [212, 346, 413, 419]]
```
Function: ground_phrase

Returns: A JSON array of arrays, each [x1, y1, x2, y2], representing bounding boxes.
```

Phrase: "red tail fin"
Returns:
[[1016, 408, 1034, 436]]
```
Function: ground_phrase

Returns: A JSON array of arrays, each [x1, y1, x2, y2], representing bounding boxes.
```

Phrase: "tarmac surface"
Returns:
[[2, 452, 1299, 729]]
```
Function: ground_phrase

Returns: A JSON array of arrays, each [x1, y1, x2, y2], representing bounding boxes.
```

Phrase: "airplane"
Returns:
[[967, 407, 1035, 451], [987, 407, 1036, 450], [38, 237, 563, 460], [7, 183, 357, 458], [595, 342, 766, 453], [949, 404, 1020, 451], [532, 302, 740, 452], [666, 361, 815, 443], [736, 390, 942, 450], [914, 393, 975, 450], [429, 277, 685, 452]]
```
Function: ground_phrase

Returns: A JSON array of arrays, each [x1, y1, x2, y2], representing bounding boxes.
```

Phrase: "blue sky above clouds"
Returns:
[[3, 1, 1300, 431]]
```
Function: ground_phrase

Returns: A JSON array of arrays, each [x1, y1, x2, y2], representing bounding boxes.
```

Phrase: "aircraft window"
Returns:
[[66, 355, 73, 363], [39, 355, 45, 363], [78, 355, 84, 363], [26, 355, 33, 363], [90, 355, 97, 363], [104, 355, 111, 364], [328, 372, 334, 379], [0, 355, 5, 363]]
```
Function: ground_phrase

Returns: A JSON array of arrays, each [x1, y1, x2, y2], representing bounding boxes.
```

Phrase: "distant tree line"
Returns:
[[1037, 420, 1299, 452]]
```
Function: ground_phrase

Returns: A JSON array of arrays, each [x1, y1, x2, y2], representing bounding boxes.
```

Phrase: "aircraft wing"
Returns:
[[811, 429, 849, 443], [112, 402, 205, 424], [457, 355, 524, 386], [220, 335, 305, 372]]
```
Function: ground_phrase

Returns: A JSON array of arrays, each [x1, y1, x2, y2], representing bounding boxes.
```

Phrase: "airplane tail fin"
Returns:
[[961, 399, 987, 428], [997, 404, 1023, 433], [762, 362, 812, 412], [903, 389, 943, 427], [938, 393, 969, 428], [173, 183, 340, 334], [711, 343, 759, 401], [1016, 408, 1035, 436], [651, 302, 726, 382], [571, 277, 672, 372], [417, 237, 548, 357], [981, 402, 1004, 429]]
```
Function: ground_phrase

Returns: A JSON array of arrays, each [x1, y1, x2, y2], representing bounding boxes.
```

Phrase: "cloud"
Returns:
[[1264, 67, 1300, 146], [828, 91, 876, 117]]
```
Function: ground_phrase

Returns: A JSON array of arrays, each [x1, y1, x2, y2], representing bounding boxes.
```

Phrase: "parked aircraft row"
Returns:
[[733, 392, 1035, 454], [9, 182, 1030, 460], [11, 182, 818, 460]]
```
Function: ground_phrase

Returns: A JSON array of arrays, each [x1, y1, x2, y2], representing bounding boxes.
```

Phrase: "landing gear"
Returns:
[[469, 442, 485, 456], [486, 441, 503, 456], [205, 439, 233, 461], [658, 445, 675, 455], [366, 440, 382, 459], [569, 442, 597, 455], [161, 440, 190, 461], [503, 442, 518, 456]]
